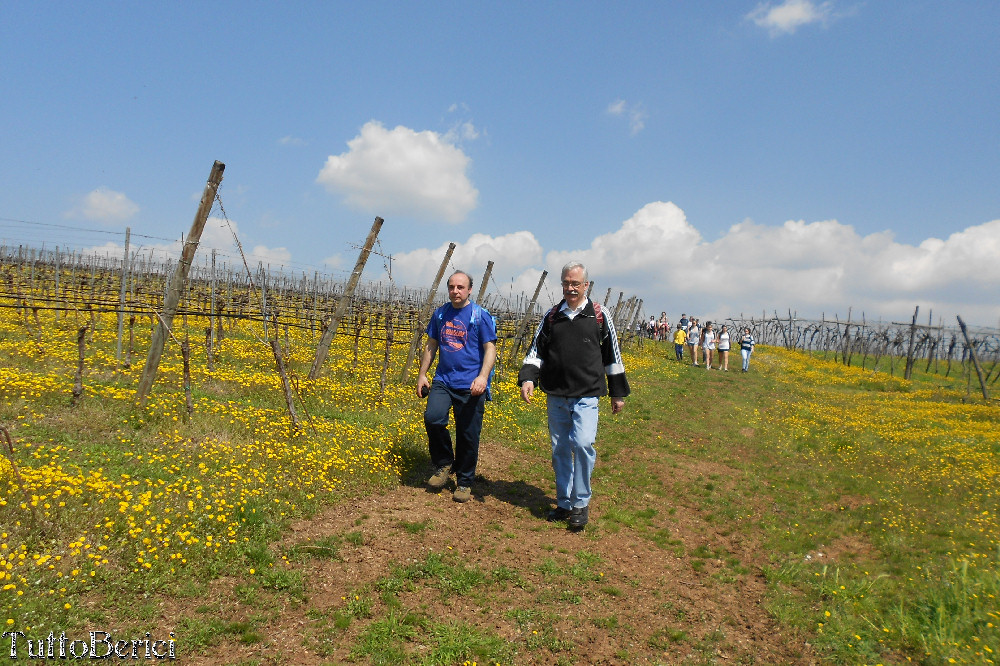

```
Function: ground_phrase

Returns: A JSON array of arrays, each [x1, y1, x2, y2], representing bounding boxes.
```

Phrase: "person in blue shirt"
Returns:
[[416, 271, 498, 503]]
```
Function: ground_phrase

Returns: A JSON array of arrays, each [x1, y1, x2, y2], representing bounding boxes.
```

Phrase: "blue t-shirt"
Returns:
[[426, 302, 497, 391]]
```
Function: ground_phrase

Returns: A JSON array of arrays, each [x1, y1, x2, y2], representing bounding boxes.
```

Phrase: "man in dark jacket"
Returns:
[[517, 261, 630, 530]]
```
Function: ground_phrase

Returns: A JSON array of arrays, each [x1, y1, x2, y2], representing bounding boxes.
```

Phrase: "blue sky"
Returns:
[[2, 1, 998, 326]]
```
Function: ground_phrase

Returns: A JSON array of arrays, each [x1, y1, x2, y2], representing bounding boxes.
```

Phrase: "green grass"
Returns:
[[3, 273, 999, 664]]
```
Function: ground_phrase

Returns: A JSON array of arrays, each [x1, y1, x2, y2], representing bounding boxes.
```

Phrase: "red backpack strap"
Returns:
[[592, 301, 604, 326]]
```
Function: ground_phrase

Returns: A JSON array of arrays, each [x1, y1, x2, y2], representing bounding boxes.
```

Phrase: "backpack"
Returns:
[[544, 300, 606, 338]]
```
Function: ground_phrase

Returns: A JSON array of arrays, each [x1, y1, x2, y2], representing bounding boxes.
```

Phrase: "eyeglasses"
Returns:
[[561, 281, 586, 289]]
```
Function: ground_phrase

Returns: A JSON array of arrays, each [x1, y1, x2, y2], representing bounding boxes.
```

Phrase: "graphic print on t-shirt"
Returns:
[[440, 319, 468, 351]]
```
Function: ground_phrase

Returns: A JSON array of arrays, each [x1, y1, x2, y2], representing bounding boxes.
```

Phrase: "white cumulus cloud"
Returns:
[[747, 0, 833, 36], [387, 204, 1000, 327], [385, 231, 543, 291], [69, 187, 139, 223], [317, 120, 479, 224]]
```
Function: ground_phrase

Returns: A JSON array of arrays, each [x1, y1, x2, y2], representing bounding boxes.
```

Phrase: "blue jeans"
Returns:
[[424, 381, 486, 487], [547, 395, 599, 510], [741, 348, 752, 371]]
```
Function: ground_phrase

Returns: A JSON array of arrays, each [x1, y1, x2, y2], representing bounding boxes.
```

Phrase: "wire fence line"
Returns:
[[725, 309, 1000, 390], [5, 239, 997, 395], [0, 242, 651, 374]]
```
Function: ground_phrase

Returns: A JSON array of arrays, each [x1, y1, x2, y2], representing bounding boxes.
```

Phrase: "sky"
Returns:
[[2, 1, 999, 327]]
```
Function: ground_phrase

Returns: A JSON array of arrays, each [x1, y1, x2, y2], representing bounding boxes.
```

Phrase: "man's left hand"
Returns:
[[611, 398, 625, 415], [470, 377, 487, 396]]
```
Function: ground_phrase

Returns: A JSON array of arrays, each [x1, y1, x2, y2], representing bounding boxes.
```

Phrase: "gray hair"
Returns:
[[560, 261, 589, 282]]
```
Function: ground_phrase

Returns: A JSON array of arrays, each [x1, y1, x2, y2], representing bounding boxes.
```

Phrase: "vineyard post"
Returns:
[[71, 326, 87, 406], [210, 249, 217, 352], [904, 305, 919, 380], [612, 292, 624, 326], [956, 315, 989, 401], [308, 216, 384, 380], [260, 263, 268, 340], [136, 160, 225, 404], [508, 270, 548, 364], [54, 246, 60, 321], [587, 281, 595, 299], [270, 338, 301, 432], [116, 227, 131, 366], [399, 242, 456, 382], [603, 288, 612, 307], [476, 260, 493, 305], [311, 270, 319, 338]]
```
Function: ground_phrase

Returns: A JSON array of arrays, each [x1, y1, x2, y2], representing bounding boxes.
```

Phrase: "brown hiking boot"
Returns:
[[428, 467, 451, 489], [453, 486, 472, 503]]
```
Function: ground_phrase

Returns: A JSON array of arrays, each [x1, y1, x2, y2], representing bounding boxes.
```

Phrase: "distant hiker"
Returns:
[[717, 324, 731, 371], [740, 327, 756, 372], [417, 271, 498, 503], [518, 261, 630, 531], [687, 318, 701, 366], [656, 312, 670, 341], [702, 321, 716, 370]]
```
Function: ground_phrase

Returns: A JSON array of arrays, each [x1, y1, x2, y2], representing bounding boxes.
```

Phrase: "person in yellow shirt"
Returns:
[[672, 323, 686, 362]]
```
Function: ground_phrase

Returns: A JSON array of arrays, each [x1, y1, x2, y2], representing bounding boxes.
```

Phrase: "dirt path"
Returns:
[[168, 437, 817, 665]]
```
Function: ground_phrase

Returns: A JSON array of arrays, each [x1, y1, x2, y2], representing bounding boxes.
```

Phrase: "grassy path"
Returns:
[[142, 349, 823, 665]]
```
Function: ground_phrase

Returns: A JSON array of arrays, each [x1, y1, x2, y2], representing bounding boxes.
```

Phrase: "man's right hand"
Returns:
[[416, 375, 430, 399], [520, 381, 534, 403]]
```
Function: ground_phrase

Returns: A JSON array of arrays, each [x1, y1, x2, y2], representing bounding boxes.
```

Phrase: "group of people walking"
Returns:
[[417, 261, 628, 532], [670, 314, 756, 373], [414, 265, 761, 532]]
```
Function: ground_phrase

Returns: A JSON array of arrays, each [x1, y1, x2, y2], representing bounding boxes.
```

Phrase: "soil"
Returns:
[[144, 436, 821, 666]]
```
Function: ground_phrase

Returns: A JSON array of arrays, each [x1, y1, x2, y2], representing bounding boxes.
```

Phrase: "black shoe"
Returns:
[[547, 506, 572, 522], [568, 506, 589, 530]]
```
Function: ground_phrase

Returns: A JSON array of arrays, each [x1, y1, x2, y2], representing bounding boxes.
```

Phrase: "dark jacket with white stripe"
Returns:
[[517, 299, 631, 399]]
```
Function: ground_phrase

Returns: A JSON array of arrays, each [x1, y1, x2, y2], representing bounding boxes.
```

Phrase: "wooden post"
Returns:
[[210, 249, 217, 351], [380, 303, 393, 400], [399, 242, 456, 382], [904, 305, 919, 380], [271, 339, 301, 432], [476, 260, 493, 305], [136, 160, 225, 404], [956, 316, 989, 401], [508, 270, 548, 363], [308, 216, 384, 379], [71, 326, 87, 406], [182, 335, 194, 418], [116, 227, 131, 366]]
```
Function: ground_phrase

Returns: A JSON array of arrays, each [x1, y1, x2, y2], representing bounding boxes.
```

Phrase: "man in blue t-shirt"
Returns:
[[416, 271, 497, 503]]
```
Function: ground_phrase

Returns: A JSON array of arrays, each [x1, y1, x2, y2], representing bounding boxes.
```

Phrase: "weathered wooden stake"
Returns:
[[271, 339, 301, 432], [182, 335, 193, 418], [399, 242, 456, 382], [509, 270, 548, 363], [136, 160, 225, 403], [71, 326, 87, 406], [476, 260, 494, 305], [956, 315, 989, 401], [116, 227, 131, 365], [308, 216, 384, 379], [904, 305, 919, 380]]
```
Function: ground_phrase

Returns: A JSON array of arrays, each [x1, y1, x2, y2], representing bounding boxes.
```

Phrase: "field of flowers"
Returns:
[[0, 300, 549, 636], [2, 277, 998, 664], [751, 347, 999, 664]]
